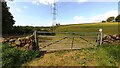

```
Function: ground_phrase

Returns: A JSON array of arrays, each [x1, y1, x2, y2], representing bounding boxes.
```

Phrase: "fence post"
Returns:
[[71, 33, 74, 49], [97, 29, 103, 46], [34, 31, 39, 50]]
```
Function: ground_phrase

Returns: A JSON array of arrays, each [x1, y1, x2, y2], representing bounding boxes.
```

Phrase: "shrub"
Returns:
[[2, 43, 41, 68], [94, 44, 120, 66]]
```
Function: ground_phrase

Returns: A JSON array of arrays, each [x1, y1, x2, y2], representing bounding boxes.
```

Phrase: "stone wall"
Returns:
[[2, 34, 120, 50], [103, 34, 120, 44], [2, 35, 35, 50]]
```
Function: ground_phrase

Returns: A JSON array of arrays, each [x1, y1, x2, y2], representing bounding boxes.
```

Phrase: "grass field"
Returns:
[[22, 44, 120, 66], [55, 22, 118, 35], [2, 22, 119, 67], [22, 22, 120, 66]]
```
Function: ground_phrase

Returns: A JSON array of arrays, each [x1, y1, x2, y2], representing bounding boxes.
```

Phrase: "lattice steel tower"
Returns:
[[52, 0, 57, 26]]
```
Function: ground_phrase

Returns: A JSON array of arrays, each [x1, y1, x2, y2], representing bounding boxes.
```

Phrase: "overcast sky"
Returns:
[[7, 0, 119, 26]]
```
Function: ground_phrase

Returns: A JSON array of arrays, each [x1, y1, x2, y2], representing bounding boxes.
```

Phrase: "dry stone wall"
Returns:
[[1, 34, 120, 50], [103, 34, 120, 44], [2, 35, 35, 50]]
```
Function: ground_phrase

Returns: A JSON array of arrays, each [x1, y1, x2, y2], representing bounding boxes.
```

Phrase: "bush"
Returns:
[[2, 43, 41, 68], [102, 21, 106, 23], [106, 16, 115, 22], [94, 44, 120, 66]]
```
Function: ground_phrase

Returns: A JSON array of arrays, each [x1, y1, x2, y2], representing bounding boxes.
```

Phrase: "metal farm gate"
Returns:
[[33, 29, 103, 51]]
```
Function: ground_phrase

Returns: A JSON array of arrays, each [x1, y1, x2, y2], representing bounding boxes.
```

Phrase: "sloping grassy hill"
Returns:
[[55, 22, 118, 35]]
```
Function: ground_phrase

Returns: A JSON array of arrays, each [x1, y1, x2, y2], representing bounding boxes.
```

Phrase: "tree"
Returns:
[[2, 2, 15, 34], [106, 16, 115, 22], [56, 23, 60, 26], [102, 20, 106, 23], [115, 15, 120, 22]]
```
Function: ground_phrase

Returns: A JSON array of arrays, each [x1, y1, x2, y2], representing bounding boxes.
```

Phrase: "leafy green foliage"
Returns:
[[78, 61, 86, 65], [76, 44, 119, 66], [102, 20, 106, 23], [115, 15, 120, 22], [1, 43, 41, 68], [106, 16, 115, 22], [2, 2, 15, 34], [12, 26, 33, 34], [94, 44, 120, 66], [10, 26, 54, 35]]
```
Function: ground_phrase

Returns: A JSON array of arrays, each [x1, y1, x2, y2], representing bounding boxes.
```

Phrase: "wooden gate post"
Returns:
[[97, 29, 103, 46], [71, 33, 74, 49], [33, 30, 39, 50], [34, 31, 38, 46]]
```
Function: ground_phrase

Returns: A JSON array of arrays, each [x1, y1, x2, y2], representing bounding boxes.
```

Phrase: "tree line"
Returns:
[[102, 15, 120, 22], [2, 2, 15, 34]]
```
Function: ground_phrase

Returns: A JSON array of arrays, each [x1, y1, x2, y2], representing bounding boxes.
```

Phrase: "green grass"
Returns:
[[2, 22, 119, 66], [1, 43, 41, 68], [55, 22, 118, 35], [21, 22, 120, 66], [22, 44, 120, 66], [94, 44, 120, 66]]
